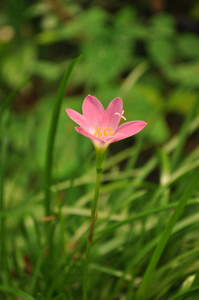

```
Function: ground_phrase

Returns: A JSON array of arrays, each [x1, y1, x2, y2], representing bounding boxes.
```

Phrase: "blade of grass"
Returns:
[[0, 285, 35, 300], [43, 55, 82, 290], [169, 286, 199, 300], [29, 247, 44, 294], [135, 169, 199, 300], [150, 247, 199, 299], [44, 55, 82, 217], [191, 257, 199, 288], [95, 198, 198, 241]]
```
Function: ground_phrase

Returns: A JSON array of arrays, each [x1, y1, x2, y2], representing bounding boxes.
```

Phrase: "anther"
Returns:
[[104, 127, 113, 136], [94, 127, 103, 138]]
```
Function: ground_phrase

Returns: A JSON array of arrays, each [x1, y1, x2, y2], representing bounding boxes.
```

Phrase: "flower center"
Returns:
[[94, 127, 113, 138]]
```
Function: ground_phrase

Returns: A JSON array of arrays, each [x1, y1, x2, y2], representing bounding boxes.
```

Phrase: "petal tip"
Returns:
[[65, 108, 72, 114], [112, 97, 123, 105]]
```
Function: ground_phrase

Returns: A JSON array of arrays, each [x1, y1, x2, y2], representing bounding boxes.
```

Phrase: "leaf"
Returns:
[[147, 38, 175, 67], [150, 14, 176, 37]]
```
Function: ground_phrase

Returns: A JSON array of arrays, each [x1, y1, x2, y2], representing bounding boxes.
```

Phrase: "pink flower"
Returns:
[[66, 95, 147, 150]]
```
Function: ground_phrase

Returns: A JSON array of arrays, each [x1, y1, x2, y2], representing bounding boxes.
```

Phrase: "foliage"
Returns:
[[1, 0, 199, 299]]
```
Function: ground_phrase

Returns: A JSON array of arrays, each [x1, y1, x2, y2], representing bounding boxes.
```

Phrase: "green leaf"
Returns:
[[147, 38, 175, 67], [150, 14, 175, 37]]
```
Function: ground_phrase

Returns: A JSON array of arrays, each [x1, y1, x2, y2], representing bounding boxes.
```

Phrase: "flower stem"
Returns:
[[83, 148, 105, 300]]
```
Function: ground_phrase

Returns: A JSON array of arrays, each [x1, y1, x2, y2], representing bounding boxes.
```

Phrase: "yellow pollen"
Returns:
[[94, 127, 113, 138]]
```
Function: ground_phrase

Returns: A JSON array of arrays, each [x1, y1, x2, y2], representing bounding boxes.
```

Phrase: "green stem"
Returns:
[[82, 148, 105, 300]]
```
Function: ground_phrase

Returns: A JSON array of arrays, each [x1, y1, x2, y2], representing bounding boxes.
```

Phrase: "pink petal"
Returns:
[[111, 121, 147, 143], [66, 108, 90, 130], [75, 127, 105, 144], [101, 98, 123, 133], [82, 95, 105, 127]]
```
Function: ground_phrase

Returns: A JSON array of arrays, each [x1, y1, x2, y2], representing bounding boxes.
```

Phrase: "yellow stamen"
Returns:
[[94, 127, 113, 138], [94, 127, 102, 138], [104, 127, 113, 136]]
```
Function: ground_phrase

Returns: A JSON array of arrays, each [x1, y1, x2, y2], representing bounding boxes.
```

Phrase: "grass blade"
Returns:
[[43, 55, 82, 290], [44, 55, 82, 217], [0, 285, 35, 300], [136, 169, 199, 300]]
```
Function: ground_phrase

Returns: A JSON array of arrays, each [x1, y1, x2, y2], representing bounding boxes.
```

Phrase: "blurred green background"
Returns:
[[1, 0, 199, 299], [1, 0, 199, 181]]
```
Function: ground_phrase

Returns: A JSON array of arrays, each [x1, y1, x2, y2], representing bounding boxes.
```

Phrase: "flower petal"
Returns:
[[82, 95, 105, 127], [101, 98, 123, 132], [66, 108, 89, 130], [75, 127, 105, 144], [111, 121, 147, 143]]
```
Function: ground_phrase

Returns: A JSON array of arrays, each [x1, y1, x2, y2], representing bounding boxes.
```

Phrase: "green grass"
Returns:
[[1, 1, 199, 298], [0, 81, 199, 300], [1, 65, 199, 300]]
